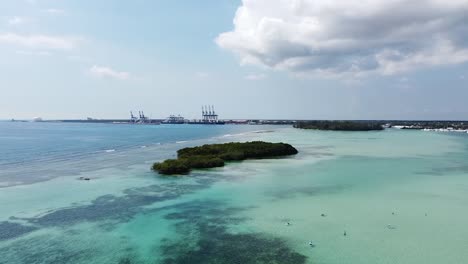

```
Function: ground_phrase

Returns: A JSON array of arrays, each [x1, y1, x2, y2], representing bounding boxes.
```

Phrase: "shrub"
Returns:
[[152, 159, 190, 175], [153, 141, 298, 175], [183, 156, 225, 169]]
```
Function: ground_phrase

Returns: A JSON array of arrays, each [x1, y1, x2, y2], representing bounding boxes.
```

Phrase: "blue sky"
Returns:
[[1, 0, 467, 120]]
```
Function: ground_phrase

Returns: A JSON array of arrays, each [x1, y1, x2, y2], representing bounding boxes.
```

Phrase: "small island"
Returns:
[[152, 141, 298, 175], [294, 121, 384, 131]]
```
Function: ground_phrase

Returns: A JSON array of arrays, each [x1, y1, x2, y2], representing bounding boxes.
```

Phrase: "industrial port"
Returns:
[[25, 106, 295, 125]]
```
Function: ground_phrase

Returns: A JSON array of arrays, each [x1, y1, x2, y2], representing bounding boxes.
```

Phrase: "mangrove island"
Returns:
[[152, 141, 298, 175], [294, 121, 384, 131]]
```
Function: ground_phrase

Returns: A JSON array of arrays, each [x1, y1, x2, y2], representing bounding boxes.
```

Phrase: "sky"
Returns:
[[0, 0, 467, 120]]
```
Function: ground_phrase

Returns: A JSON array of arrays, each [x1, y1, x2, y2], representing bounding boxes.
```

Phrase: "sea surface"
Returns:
[[1, 122, 468, 264]]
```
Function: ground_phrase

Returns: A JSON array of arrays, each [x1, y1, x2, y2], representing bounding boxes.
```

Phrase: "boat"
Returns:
[[162, 115, 186, 124]]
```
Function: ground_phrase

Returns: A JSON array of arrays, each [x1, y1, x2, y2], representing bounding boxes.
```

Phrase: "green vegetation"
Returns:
[[152, 141, 298, 175], [294, 121, 384, 131], [152, 159, 190, 175]]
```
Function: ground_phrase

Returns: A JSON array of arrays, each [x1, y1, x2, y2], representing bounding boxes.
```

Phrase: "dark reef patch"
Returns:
[[161, 230, 307, 264], [1, 168, 307, 263], [22, 181, 210, 227], [158, 200, 307, 264], [415, 159, 468, 177], [1, 171, 226, 250], [432, 164, 468, 175], [0, 234, 95, 264], [0, 228, 145, 264], [0, 221, 37, 241], [266, 185, 348, 201], [163, 200, 251, 227], [118, 257, 141, 264]]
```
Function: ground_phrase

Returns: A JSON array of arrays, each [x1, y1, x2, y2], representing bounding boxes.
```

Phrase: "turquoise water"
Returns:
[[1, 122, 468, 264]]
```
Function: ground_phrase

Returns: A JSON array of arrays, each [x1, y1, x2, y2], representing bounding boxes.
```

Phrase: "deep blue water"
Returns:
[[0, 122, 276, 186]]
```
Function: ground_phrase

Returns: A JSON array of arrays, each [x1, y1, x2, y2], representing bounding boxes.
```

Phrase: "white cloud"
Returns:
[[43, 9, 66, 15], [216, 0, 468, 77], [0, 33, 79, 50], [7, 16, 27, 25], [15, 50, 51, 56], [89, 65, 130, 80], [245, 73, 266, 80]]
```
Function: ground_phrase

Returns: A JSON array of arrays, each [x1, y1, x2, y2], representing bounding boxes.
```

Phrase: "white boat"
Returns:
[[162, 115, 186, 124]]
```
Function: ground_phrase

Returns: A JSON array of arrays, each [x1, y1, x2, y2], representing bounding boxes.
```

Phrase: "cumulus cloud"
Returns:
[[89, 65, 130, 80], [0, 33, 79, 50], [216, 0, 468, 76]]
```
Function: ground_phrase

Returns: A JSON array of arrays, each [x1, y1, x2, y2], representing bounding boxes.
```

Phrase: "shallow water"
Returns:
[[1, 122, 468, 264]]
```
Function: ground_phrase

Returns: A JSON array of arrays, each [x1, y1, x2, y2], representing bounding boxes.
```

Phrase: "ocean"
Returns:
[[1, 122, 468, 264]]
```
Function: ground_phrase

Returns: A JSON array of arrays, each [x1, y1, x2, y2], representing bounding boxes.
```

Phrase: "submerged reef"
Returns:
[[158, 200, 307, 264], [0, 222, 37, 241], [152, 141, 298, 175]]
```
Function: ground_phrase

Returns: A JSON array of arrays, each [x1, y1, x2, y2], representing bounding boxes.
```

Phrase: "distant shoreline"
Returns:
[[4, 119, 468, 130], [294, 121, 384, 131]]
